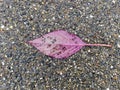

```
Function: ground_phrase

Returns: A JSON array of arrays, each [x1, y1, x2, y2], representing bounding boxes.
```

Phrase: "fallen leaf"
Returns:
[[28, 30, 111, 59]]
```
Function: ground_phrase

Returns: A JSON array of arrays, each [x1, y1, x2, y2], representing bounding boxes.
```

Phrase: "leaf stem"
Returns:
[[83, 44, 112, 47]]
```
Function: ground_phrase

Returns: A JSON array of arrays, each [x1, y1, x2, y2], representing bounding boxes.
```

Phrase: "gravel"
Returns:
[[0, 0, 120, 90]]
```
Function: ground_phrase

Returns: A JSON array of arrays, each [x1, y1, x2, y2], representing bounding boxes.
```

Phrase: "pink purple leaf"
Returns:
[[28, 30, 111, 59]]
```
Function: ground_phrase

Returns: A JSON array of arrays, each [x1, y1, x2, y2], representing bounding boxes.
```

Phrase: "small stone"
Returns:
[[1, 42, 6, 45], [9, 25, 13, 29], [4, 55, 8, 58], [41, 2, 45, 5], [110, 65, 113, 69], [6, 27, 9, 30], [106, 87, 110, 90], [112, 0, 116, 3], [69, 7, 73, 10], [11, 41, 15, 44], [3, 77, 6, 81], [117, 42, 120, 48], [117, 35, 120, 48], [88, 49, 91, 52], [52, 17, 55, 20], [59, 71, 63, 75], [1, 24, 5, 29], [44, 18, 47, 22], [1, 61, 5, 65], [89, 14, 94, 18]]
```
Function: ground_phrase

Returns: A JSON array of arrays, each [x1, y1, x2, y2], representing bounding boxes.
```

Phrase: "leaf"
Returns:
[[28, 30, 111, 59]]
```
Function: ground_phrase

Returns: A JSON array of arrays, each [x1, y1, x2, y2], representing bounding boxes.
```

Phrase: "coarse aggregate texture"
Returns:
[[0, 0, 120, 90]]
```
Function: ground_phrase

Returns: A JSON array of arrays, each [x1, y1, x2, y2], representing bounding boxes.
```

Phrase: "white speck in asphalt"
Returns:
[[89, 14, 94, 18], [106, 87, 110, 90], [117, 35, 120, 48], [112, 0, 116, 3], [110, 65, 113, 69], [1, 24, 5, 29], [1, 61, 5, 65]]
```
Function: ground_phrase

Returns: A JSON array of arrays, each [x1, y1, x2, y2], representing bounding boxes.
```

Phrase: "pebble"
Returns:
[[117, 35, 120, 48], [106, 87, 110, 90], [0, 24, 5, 29]]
